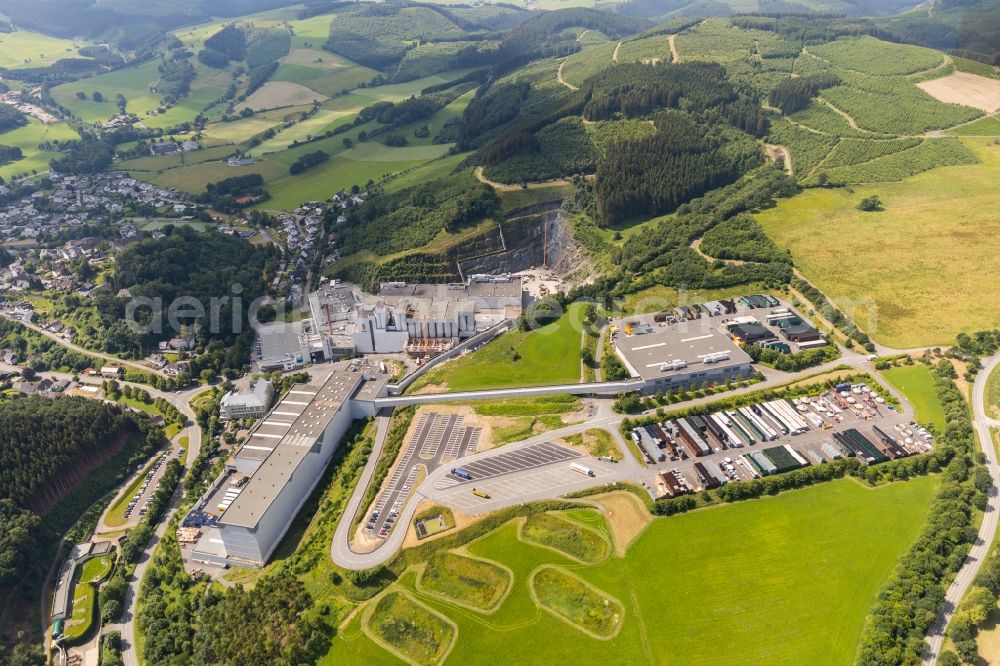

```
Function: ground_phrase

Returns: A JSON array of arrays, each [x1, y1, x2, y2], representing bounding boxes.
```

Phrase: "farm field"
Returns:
[[141, 87, 226, 130], [758, 137, 1000, 347], [324, 477, 937, 665], [51, 60, 166, 122], [262, 142, 452, 210], [881, 365, 947, 432], [0, 119, 79, 180], [238, 81, 327, 112], [407, 302, 588, 393], [127, 71, 472, 205], [0, 29, 84, 69], [381, 153, 467, 194]]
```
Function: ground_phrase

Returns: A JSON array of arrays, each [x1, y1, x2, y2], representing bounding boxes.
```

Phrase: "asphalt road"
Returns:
[[922, 353, 1000, 665]]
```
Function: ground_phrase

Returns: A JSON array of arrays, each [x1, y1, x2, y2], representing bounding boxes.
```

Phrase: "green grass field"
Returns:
[[986, 363, 1000, 420], [882, 365, 947, 431], [758, 137, 1000, 347], [532, 566, 623, 638], [0, 119, 79, 180], [0, 30, 84, 69], [408, 302, 587, 392], [64, 555, 111, 641], [364, 591, 456, 665], [51, 61, 165, 122], [324, 476, 937, 665], [131, 72, 471, 206], [521, 511, 610, 564]]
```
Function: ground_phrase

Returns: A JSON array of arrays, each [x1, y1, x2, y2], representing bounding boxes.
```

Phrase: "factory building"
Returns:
[[259, 278, 525, 365], [611, 316, 754, 394], [190, 369, 388, 567]]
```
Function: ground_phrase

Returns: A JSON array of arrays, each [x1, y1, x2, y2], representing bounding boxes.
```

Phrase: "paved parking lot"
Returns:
[[427, 441, 621, 513], [434, 441, 580, 489], [365, 412, 480, 540]]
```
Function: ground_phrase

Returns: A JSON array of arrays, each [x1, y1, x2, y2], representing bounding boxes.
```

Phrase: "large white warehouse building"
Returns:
[[190, 369, 387, 567]]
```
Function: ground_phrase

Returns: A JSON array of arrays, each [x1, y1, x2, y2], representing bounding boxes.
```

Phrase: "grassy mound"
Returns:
[[365, 591, 455, 666], [532, 566, 623, 638], [420, 552, 511, 611], [520, 512, 609, 563]]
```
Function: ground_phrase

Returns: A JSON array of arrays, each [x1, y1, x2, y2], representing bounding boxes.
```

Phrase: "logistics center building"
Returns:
[[190, 369, 387, 567]]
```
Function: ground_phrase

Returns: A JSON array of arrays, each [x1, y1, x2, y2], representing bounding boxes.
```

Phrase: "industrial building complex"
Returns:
[[186, 368, 388, 567], [610, 296, 825, 393], [254, 276, 524, 371]]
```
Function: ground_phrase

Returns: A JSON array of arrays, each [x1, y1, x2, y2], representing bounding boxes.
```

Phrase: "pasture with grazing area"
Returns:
[[238, 81, 327, 112], [51, 61, 166, 122], [758, 137, 1000, 348], [408, 302, 588, 393], [324, 476, 937, 665], [0, 119, 79, 181]]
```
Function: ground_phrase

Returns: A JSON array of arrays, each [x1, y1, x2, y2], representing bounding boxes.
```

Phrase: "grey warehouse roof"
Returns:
[[221, 372, 364, 528], [613, 318, 752, 380]]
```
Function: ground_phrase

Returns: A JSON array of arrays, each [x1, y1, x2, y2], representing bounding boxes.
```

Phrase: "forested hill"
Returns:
[[96, 226, 278, 367], [0, 0, 299, 39], [0, 397, 151, 598], [0, 397, 130, 512]]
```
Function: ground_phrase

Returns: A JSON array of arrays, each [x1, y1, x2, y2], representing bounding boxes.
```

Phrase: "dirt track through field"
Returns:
[[817, 97, 871, 133], [474, 166, 582, 191], [557, 60, 579, 91], [668, 34, 679, 63], [612, 40, 621, 63], [766, 144, 794, 176]]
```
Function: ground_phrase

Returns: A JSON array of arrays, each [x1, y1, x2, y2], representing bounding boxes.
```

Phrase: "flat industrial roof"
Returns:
[[257, 321, 305, 364], [612, 316, 752, 380], [221, 372, 364, 528]]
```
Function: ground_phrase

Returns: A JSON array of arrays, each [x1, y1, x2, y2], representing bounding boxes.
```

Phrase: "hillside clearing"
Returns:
[[918, 71, 1000, 113]]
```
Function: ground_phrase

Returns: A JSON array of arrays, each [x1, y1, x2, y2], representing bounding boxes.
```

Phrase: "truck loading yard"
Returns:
[[632, 381, 933, 496]]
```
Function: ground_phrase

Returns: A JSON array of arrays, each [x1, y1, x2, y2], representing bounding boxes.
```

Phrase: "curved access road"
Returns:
[[330, 412, 398, 570], [922, 353, 1000, 665], [0, 313, 169, 378]]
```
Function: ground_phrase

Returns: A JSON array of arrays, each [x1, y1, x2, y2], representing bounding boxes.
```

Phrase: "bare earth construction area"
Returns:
[[918, 71, 1000, 113]]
